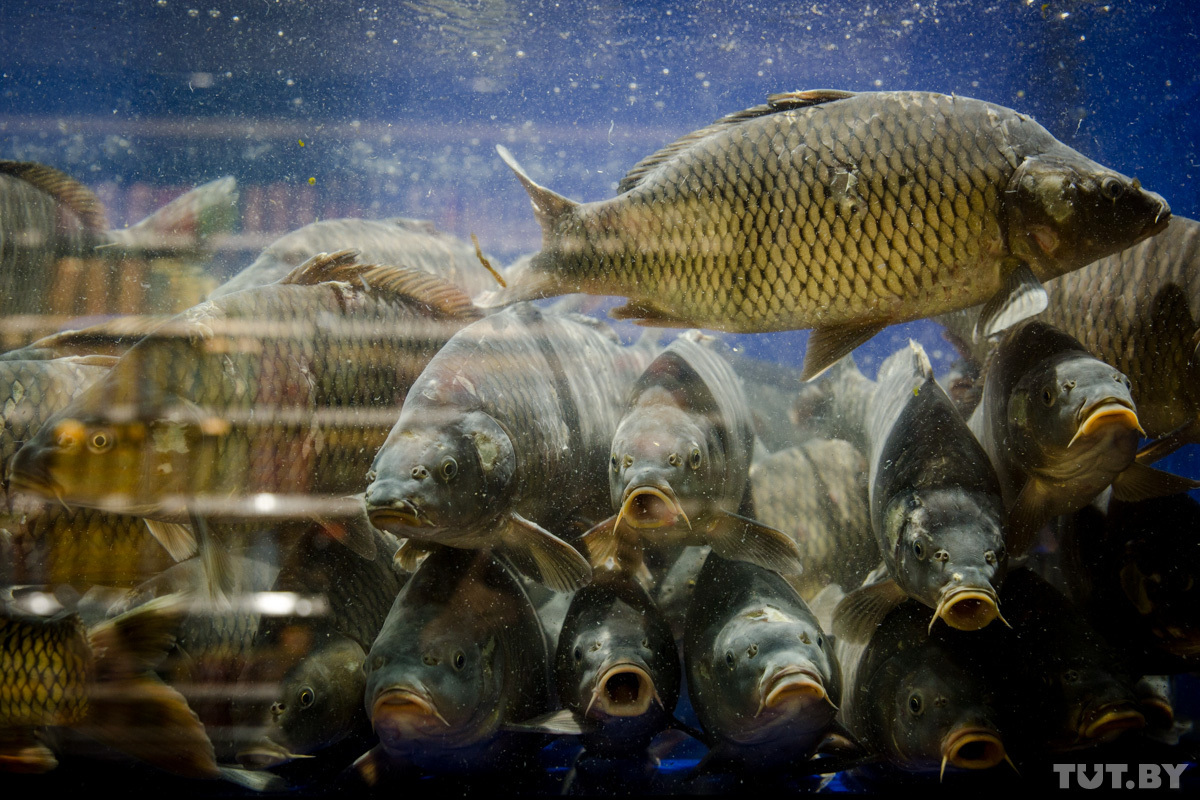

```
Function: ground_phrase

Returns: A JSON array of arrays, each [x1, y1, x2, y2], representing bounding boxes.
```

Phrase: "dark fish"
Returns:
[[553, 570, 681, 757], [966, 321, 1197, 553], [0, 161, 238, 333], [490, 90, 1169, 380], [211, 216, 503, 301], [359, 547, 551, 776], [842, 341, 1007, 635], [789, 353, 875, 454], [830, 590, 1009, 778], [583, 330, 802, 579], [9, 252, 480, 558], [684, 553, 841, 771], [365, 303, 654, 591], [749, 439, 875, 602], [653, 544, 709, 644], [942, 214, 1200, 461]]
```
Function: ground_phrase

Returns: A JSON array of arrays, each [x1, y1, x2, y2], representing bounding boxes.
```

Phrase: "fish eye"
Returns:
[[1100, 177, 1125, 201], [1041, 386, 1055, 407], [298, 686, 315, 708], [573, 647, 583, 662], [610, 454, 619, 472], [689, 447, 702, 470], [453, 650, 466, 671], [441, 457, 458, 481], [816, 635, 824, 648], [668, 453, 681, 467], [725, 650, 735, 668], [913, 540, 926, 560], [746, 643, 758, 658], [908, 693, 924, 717], [88, 430, 114, 453]]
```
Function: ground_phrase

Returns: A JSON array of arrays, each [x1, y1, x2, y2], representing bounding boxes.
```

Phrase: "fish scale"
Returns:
[[0, 612, 92, 728]]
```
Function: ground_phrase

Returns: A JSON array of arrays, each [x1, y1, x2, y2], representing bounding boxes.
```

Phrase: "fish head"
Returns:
[[366, 411, 515, 536], [608, 401, 719, 530], [1009, 353, 1140, 480], [262, 637, 367, 761], [889, 490, 1007, 631], [699, 605, 839, 745], [555, 581, 679, 720], [1042, 659, 1145, 747], [873, 646, 1005, 774], [1005, 148, 1170, 280], [364, 624, 504, 753], [8, 394, 212, 516]]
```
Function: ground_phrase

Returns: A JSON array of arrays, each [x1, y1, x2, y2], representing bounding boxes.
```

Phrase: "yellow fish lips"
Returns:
[[370, 687, 450, 740], [615, 484, 691, 532], [939, 725, 1008, 779], [1069, 401, 1144, 448], [366, 499, 432, 532], [1082, 704, 1146, 742], [586, 661, 661, 719], [755, 667, 833, 718], [931, 586, 1007, 633]]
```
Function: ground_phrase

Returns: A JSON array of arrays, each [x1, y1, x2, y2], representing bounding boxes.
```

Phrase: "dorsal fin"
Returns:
[[282, 249, 483, 320], [0, 160, 109, 231], [617, 89, 856, 194]]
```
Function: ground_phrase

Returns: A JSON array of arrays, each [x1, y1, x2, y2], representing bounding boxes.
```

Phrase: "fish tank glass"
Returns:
[[1, 0, 1197, 794]]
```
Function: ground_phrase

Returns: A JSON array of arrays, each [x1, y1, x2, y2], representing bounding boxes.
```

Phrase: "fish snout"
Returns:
[[756, 666, 833, 718], [616, 481, 689, 531], [932, 581, 1005, 632], [364, 480, 429, 531], [1070, 397, 1143, 448], [939, 724, 1007, 778], [587, 661, 660, 719], [6, 441, 62, 499], [1081, 701, 1146, 743], [370, 686, 450, 742]]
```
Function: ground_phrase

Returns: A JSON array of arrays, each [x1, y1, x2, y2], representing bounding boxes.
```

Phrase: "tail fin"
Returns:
[[495, 145, 576, 245], [106, 176, 239, 253]]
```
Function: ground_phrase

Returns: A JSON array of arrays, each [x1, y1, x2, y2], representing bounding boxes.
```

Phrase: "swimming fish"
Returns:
[[583, 330, 802, 579], [552, 570, 681, 757], [966, 321, 1197, 554], [684, 552, 841, 772], [789, 353, 875, 453], [942, 214, 1199, 462], [749, 438, 875, 602], [491, 90, 1170, 380], [830, 589, 1009, 779], [359, 547, 552, 777], [365, 303, 654, 591], [0, 161, 237, 327], [841, 341, 1007, 636], [210, 216, 503, 301], [9, 251, 480, 555]]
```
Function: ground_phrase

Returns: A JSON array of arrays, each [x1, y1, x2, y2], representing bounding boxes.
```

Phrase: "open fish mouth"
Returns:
[[939, 725, 1008, 779], [615, 484, 690, 531], [1069, 400, 1143, 448], [1081, 704, 1145, 742], [931, 587, 1007, 632], [367, 500, 433, 531], [756, 667, 833, 717], [371, 687, 450, 731], [586, 661, 661, 718]]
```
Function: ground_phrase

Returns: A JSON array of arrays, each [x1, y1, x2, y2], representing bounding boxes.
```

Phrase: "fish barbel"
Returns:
[[491, 90, 1169, 380]]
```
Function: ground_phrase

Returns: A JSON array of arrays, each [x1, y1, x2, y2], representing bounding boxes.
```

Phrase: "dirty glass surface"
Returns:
[[1, 0, 1197, 794]]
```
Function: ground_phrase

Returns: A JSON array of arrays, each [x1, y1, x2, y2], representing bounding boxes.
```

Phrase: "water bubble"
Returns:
[[156, 0, 167, 6], [208, 8, 219, 17], [187, 8, 198, 17]]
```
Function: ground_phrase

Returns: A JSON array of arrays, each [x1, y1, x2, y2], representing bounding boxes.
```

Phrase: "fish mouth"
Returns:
[[367, 499, 433, 531], [1138, 695, 1175, 730], [371, 688, 450, 731], [1069, 401, 1143, 448], [756, 667, 834, 717], [615, 484, 690, 531], [586, 661, 661, 719], [1081, 704, 1145, 742], [939, 726, 1008, 779], [931, 587, 1007, 633]]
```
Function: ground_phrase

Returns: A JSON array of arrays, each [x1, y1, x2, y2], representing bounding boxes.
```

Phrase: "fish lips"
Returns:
[[366, 497, 436, 533], [370, 687, 451, 742], [1080, 702, 1146, 743], [755, 667, 834, 719], [616, 483, 691, 531], [6, 443, 62, 501], [1068, 400, 1143, 449], [585, 660, 662, 719], [931, 585, 1006, 633], [939, 725, 1007, 777]]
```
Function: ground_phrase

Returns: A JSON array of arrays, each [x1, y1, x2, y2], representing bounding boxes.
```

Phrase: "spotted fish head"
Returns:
[[607, 400, 721, 531], [1005, 147, 1170, 281], [366, 411, 515, 535], [887, 489, 1007, 631]]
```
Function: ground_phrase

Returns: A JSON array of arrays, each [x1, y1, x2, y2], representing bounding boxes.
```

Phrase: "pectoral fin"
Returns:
[[1111, 462, 1200, 502], [832, 578, 907, 644], [610, 297, 691, 328], [0, 733, 58, 773], [504, 708, 592, 736], [581, 515, 621, 568], [974, 263, 1048, 339], [393, 538, 435, 574], [1136, 419, 1200, 465], [1006, 478, 1056, 556], [706, 511, 804, 577], [498, 512, 593, 592], [801, 321, 887, 382], [143, 519, 197, 562]]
